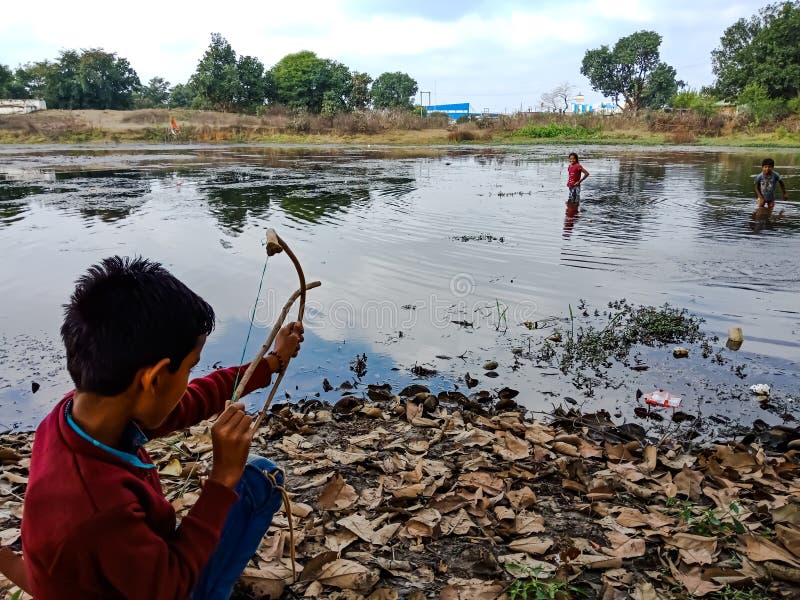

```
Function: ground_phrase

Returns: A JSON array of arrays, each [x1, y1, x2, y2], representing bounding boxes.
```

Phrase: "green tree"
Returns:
[[371, 72, 417, 110], [738, 82, 787, 123], [268, 51, 352, 114], [190, 33, 240, 111], [234, 55, 267, 113], [168, 82, 197, 108], [76, 49, 140, 109], [0, 64, 14, 97], [712, 1, 800, 100], [133, 76, 170, 108], [348, 71, 372, 109], [581, 30, 679, 112], [643, 63, 683, 109], [13, 62, 50, 100]]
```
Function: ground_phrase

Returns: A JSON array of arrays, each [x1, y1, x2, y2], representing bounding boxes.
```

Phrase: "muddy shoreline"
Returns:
[[1, 383, 799, 600]]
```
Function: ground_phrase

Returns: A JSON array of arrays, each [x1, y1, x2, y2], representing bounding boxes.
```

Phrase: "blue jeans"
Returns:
[[189, 455, 284, 600]]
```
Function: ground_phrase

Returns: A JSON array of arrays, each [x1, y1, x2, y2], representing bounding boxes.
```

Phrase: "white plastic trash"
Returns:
[[749, 384, 771, 396], [644, 390, 682, 408]]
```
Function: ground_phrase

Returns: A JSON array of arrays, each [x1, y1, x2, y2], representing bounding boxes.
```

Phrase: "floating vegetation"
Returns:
[[534, 299, 717, 395], [450, 233, 505, 243]]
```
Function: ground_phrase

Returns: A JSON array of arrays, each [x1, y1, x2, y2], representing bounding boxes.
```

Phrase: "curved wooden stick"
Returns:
[[231, 280, 319, 405]]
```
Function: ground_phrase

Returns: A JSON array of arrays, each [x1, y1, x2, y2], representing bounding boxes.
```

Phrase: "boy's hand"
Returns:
[[273, 321, 304, 367], [208, 402, 253, 489]]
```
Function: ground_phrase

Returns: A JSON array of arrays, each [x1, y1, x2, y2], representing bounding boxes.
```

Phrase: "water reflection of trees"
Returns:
[[0, 183, 41, 227], [581, 155, 667, 244], [203, 163, 406, 233]]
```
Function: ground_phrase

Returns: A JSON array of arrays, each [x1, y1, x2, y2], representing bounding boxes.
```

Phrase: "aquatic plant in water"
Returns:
[[536, 299, 714, 395]]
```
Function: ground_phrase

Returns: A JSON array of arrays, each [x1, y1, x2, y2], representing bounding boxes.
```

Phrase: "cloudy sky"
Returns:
[[1, 0, 768, 111]]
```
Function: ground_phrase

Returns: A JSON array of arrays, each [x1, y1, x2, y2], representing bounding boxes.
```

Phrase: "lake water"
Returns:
[[1, 144, 798, 432]]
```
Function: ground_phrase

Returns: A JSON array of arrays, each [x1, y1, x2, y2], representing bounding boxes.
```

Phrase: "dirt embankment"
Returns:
[[1, 383, 799, 599], [3, 108, 800, 146]]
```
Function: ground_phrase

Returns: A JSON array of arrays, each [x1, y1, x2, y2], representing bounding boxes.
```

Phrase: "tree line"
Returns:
[[575, 1, 799, 118], [1, 2, 798, 119], [0, 33, 418, 114]]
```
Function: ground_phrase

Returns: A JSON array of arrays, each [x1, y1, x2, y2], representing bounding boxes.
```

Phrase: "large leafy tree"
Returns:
[[268, 51, 353, 114], [77, 49, 140, 109], [168, 82, 197, 108], [581, 30, 679, 111], [234, 55, 267, 112], [348, 71, 372, 110], [0, 64, 14, 97], [190, 33, 240, 111], [134, 76, 171, 108], [712, 1, 800, 100], [371, 72, 417, 110], [12, 50, 139, 109]]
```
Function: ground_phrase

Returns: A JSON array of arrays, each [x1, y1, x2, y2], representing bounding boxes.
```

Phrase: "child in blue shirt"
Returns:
[[755, 158, 787, 208]]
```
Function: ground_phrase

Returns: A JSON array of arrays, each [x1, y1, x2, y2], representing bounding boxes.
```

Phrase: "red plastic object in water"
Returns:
[[644, 389, 682, 408]]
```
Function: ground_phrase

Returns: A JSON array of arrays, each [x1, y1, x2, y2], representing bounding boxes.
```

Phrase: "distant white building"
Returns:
[[0, 99, 47, 115]]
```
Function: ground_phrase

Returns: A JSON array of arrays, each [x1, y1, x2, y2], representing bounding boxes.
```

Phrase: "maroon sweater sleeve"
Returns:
[[55, 481, 238, 600], [146, 359, 274, 438]]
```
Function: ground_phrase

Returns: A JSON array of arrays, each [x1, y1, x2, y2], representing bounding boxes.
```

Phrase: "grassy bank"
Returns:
[[2, 108, 800, 147]]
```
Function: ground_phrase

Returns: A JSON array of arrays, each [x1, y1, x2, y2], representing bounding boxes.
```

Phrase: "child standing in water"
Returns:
[[755, 158, 787, 208], [567, 152, 589, 204]]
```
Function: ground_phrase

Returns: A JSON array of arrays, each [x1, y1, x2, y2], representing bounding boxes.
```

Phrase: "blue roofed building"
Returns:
[[425, 103, 472, 121]]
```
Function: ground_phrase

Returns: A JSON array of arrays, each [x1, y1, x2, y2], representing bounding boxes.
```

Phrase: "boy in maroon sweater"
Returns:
[[20, 256, 303, 599]]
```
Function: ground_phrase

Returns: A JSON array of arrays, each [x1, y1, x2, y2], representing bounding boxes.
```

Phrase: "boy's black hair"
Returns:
[[569, 152, 579, 161], [61, 256, 215, 396], [762, 158, 775, 167]]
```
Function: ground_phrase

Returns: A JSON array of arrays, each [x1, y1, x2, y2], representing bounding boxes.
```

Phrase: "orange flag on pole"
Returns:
[[170, 117, 180, 133]]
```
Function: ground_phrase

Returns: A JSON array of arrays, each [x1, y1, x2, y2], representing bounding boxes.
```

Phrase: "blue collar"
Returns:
[[65, 401, 156, 470]]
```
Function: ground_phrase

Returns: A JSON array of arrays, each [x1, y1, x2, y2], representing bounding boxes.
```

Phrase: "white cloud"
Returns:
[[0, 0, 770, 110]]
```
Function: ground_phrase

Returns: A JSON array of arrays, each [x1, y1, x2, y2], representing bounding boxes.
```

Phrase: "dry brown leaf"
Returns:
[[604, 531, 646, 558], [318, 474, 358, 511], [524, 423, 554, 445], [453, 428, 495, 447], [0, 528, 20, 547], [368, 588, 399, 600], [499, 553, 557, 575], [703, 485, 739, 511], [738, 534, 800, 568], [507, 486, 537, 510], [340, 513, 401, 546], [551, 441, 580, 457], [295, 471, 335, 490], [493, 431, 530, 461], [669, 563, 724, 596], [439, 578, 506, 600], [457, 472, 504, 495], [631, 580, 659, 600], [776, 524, 800, 559], [299, 551, 340, 582], [391, 483, 426, 499], [773, 503, 800, 526], [508, 536, 553, 556], [441, 509, 477, 536], [324, 529, 359, 553], [663, 533, 718, 565], [406, 508, 442, 539], [674, 465, 704, 500], [240, 566, 286, 598], [159, 458, 182, 476], [316, 558, 379, 593], [640, 445, 657, 474], [514, 511, 545, 535], [325, 448, 370, 465], [408, 439, 430, 453]]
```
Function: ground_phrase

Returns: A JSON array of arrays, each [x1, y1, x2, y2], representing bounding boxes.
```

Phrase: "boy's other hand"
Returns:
[[208, 402, 253, 489], [273, 321, 304, 366]]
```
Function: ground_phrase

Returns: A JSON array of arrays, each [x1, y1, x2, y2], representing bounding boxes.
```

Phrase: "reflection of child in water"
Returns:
[[755, 158, 787, 208], [567, 152, 589, 203], [750, 206, 785, 233]]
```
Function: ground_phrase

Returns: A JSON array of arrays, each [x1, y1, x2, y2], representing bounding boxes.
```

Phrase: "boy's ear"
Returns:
[[140, 358, 172, 392]]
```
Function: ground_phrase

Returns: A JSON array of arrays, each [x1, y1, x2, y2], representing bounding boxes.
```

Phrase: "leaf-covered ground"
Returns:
[[1, 384, 799, 599]]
